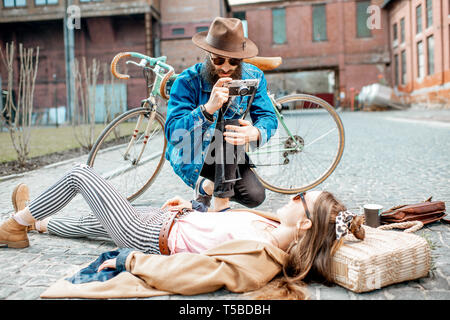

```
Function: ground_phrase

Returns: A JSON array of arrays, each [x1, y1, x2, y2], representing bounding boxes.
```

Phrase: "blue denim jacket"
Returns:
[[66, 248, 134, 284], [164, 62, 278, 189]]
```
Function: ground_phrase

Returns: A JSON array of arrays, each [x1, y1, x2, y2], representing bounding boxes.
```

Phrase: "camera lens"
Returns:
[[238, 86, 249, 96]]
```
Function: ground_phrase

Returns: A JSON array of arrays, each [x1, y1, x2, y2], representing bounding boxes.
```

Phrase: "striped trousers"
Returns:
[[28, 163, 167, 254]]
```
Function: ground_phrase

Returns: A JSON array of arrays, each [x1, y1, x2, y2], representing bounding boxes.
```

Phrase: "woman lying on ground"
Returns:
[[0, 163, 364, 299]]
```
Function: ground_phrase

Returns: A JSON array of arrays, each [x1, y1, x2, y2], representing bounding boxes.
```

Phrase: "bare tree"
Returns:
[[0, 42, 39, 165], [71, 57, 100, 151], [101, 62, 127, 139], [102, 62, 111, 124]]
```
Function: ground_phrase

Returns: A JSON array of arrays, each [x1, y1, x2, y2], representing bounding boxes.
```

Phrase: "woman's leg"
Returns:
[[45, 213, 110, 239], [15, 164, 163, 253]]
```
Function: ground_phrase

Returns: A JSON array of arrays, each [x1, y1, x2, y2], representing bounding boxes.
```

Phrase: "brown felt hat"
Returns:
[[192, 17, 258, 59]]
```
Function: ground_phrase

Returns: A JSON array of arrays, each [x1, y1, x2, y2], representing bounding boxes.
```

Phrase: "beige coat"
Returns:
[[41, 240, 288, 299]]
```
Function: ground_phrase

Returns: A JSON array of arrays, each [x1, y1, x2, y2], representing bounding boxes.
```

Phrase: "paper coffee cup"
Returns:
[[363, 204, 383, 228]]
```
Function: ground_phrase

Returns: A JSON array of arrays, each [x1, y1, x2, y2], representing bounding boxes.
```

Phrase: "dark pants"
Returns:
[[200, 118, 265, 208]]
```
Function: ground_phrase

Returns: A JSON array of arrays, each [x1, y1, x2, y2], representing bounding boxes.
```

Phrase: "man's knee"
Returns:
[[240, 187, 265, 208]]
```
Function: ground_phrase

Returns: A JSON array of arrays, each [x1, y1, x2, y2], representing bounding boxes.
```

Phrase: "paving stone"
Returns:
[[417, 272, 450, 290], [425, 290, 450, 300], [0, 274, 33, 286], [7, 287, 46, 300], [385, 287, 427, 300], [317, 285, 351, 300], [352, 288, 388, 300], [26, 275, 60, 287], [0, 286, 20, 299]]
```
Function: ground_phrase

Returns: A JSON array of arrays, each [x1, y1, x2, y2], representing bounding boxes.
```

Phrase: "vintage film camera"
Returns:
[[223, 79, 259, 97]]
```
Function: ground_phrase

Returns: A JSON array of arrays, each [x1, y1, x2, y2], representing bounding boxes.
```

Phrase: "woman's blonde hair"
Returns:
[[253, 191, 365, 300]]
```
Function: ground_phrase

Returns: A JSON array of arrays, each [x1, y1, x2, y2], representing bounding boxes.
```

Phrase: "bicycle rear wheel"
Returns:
[[249, 94, 345, 194], [87, 107, 167, 201]]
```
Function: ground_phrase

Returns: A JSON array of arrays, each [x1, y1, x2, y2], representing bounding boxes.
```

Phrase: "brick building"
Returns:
[[227, 0, 391, 107], [0, 0, 162, 120], [383, 0, 450, 108], [159, 0, 229, 72]]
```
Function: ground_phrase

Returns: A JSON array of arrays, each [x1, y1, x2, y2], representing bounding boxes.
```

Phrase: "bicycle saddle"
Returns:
[[243, 56, 282, 71]]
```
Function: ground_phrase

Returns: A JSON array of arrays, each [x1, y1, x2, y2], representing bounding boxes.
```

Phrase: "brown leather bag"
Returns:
[[380, 197, 447, 225]]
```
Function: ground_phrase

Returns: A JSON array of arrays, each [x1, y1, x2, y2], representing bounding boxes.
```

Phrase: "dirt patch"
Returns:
[[0, 148, 89, 177]]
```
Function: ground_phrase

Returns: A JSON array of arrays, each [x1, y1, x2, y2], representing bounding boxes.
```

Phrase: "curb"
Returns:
[[384, 117, 450, 127], [0, 156, 87, 183]]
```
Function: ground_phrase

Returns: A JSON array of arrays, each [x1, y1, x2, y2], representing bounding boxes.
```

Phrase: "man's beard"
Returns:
[[201, 56, 242, 86]]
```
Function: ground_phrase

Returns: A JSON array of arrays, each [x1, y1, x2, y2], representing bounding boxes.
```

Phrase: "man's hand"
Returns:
[[204, 77, 232, 114], [98, 258, 117, 272], [161, 196, 192, 211], [223, 119, 261, 145]]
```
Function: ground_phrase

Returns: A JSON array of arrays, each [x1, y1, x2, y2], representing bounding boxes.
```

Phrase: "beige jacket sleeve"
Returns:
[[125, 240, 288, 295]]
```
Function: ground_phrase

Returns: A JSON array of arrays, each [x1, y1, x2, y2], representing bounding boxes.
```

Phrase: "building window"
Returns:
[[272, 8, 287, 44], [401, 50, 406, 85], [3, 0, 26, 7], [233, 11, 248, 37], [196, 26, 209, 33], [426, 0, 433, 28], [400, 17, 405, 43], [393, 23, 398, 47], [79, 0, 103, 2], [417, 41, 424, 79], [312, 4, 327, 42], [233, 11, 246, 20], [35, 0, 57, 5], [416, 4, 422, 34], [356, 0, 371, 38], [394, 54, 399, 86], [172, 28, 185, 36], [393, 23, 398, 40], [427, 35, 435, 75]]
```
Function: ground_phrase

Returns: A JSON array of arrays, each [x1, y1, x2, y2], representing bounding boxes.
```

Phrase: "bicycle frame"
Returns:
[[147, 64, 178, 98], [119, 53, 177, 164]]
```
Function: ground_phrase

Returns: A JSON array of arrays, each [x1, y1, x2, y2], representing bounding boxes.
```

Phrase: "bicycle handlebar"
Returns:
[[110, 52, 173, 79], [111, 52, 175, 100], [111, 52, 132, 79], [160, 69, 175, 100]]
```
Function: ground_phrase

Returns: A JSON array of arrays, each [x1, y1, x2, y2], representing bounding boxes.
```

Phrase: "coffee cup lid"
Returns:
[[363, 204, 383, 210]]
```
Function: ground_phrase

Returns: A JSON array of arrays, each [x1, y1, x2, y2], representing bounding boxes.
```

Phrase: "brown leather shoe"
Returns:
[[0, 217, 30, 248], [26, 222, 38, 233], [12, 183, 30, 212], [11, 183, 36, 232]]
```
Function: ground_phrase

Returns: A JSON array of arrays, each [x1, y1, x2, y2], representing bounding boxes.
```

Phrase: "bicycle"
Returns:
[[87, 52, 345, 201]]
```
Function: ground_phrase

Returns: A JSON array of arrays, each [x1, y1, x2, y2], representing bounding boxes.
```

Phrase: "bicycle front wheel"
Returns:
[[87, 107, 167, 201], [249, 94, 345, 194]]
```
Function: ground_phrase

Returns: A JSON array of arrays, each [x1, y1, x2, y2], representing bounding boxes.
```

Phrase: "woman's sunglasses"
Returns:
[[210, 54, 242, 66], [293, 192, 311, 220]]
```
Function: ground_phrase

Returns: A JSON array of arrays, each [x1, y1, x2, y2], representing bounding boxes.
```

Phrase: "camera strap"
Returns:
[[241, 88, 257, 120], [221, 96, 235, 116]]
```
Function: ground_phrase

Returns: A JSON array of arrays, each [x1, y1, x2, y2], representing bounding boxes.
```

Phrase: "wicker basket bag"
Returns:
[[331, 223, 431, 293]]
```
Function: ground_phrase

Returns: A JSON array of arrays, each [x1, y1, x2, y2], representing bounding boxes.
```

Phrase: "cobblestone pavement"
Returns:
[[0, 108, 449, 300]]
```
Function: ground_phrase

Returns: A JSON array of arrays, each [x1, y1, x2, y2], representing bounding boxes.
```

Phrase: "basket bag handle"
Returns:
[[377, 220, 423, 233]]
